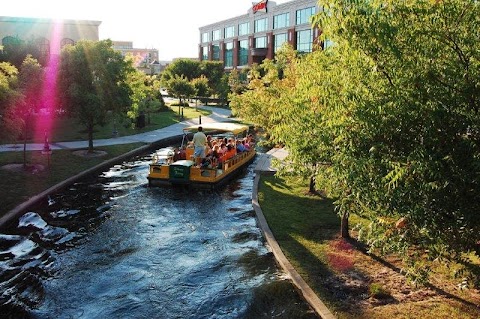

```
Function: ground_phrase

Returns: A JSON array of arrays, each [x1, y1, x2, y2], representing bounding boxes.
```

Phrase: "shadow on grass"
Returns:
[[258, 175, 372, 317]]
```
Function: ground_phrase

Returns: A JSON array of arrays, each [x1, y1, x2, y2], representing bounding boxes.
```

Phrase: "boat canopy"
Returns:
[[183, 122, 249, 135]]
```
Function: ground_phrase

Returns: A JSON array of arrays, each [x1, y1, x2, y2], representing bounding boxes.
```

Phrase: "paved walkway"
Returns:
[[0, 105, 233, 152]]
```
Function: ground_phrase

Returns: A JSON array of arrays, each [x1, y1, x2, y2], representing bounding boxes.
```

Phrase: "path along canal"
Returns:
[[0, 150, 316, 318]]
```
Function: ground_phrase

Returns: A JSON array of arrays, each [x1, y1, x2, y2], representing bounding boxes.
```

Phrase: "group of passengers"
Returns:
[[191, 126, 254, 169]]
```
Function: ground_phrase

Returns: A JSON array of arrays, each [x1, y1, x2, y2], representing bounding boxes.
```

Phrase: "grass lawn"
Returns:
[[257, 174, 480, 319], [2, 106, 212, 144], [0, 143, 145, 216], [0, 103, 219, 219]]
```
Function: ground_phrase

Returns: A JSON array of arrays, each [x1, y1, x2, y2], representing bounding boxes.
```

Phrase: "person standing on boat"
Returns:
[[192, 126, 207, 167]]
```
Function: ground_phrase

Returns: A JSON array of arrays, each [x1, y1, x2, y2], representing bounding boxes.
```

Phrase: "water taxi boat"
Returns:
[[147, 122, 256, 188]]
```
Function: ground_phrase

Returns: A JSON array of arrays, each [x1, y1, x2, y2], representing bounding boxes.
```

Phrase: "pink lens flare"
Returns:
[[34, 20, 63, 143]]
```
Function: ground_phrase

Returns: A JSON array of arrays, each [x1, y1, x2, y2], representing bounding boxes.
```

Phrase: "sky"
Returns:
[[2, 0, 289, 61]]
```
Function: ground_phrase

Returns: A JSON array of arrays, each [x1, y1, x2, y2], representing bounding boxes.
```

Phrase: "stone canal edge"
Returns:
[[253, 148, 336, 319]]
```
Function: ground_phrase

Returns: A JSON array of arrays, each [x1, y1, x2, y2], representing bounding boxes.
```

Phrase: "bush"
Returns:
[[151, 99, 169, 112], [170, 101, 189, 107]]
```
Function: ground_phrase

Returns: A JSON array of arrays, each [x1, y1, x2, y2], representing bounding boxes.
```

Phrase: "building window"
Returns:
[[224, 26, 235, 39], [212, 44, 220, 60], [2, 36, 20, 46], [202, 46, 208, 60], [212, 29, 221, 41], [273, 13, 290, 29], [60, 38, 75, 48], [238, 22, 250, 36], [225, 42, 233, 67], [296, 7, 316, 25], [254, 18, 268, 33], [323, 39, 334, 50], [274, 33, 288, 52], [239, 40, 248, 66], [202, 32, 209, 43], [296, 29, 312, 53], [35, 37, 50, 59], [255, 36, 267, 48]]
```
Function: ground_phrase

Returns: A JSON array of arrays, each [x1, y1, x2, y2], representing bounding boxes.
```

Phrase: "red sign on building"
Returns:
[[252, 0, 268, 13]]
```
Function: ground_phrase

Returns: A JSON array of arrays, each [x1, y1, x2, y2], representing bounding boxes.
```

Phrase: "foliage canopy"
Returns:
[[231, 0, 480, 284], [58, 40, 134, 152]]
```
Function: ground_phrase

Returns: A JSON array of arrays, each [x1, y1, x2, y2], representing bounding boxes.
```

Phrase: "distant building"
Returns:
[[112, 41, 161, 74], [0, 16, 101, 60], [198, 0, 321, 69]]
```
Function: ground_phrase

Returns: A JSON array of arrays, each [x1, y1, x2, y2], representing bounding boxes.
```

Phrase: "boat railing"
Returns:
[[222, 149, 253, 171]]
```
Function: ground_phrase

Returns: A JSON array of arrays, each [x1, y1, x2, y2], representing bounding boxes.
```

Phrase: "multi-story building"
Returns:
[[0, 16, 101, 60], [112, 41, 162, 74], [198, 0, 320, 69]]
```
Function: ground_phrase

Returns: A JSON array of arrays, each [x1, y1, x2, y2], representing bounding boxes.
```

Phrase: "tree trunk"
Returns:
[[341, 212, 350, 238], [23, 115, 28, 168], [309, 175, 316, 193]]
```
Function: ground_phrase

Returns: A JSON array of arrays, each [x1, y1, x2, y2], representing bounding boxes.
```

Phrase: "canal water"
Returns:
[[0, 151, 317, 319]]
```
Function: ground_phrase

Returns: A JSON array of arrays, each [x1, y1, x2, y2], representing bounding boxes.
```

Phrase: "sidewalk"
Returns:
[[0, 105, 233, 152]]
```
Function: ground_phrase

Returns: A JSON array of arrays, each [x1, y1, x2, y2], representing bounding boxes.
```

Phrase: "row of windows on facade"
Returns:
[[201, 6, 315, 43], [2, 36, 75, 57], [201, 29, 313, 67]]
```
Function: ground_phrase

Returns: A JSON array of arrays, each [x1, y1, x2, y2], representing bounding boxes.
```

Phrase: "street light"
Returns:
[[41, 131, 52, 167]]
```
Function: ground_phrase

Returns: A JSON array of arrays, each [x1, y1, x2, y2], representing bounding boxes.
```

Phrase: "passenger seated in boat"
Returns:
[[174, 147, 186, 161], [242, 139, 250, 151], [244, 135, 254, 149], [222, 144, 236, 162], [206, 135, 213, 148], [218, 143, 227, 156], [201, 148, 220, 168], [236, 140, 246, 153]]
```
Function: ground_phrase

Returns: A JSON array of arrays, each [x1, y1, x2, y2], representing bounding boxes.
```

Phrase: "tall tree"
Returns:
[[18, 55, 44, 167], [164, 74, 195, 106], [161, 58, 201, 84], [309, 0, 480, 281], [199, 61, 225, 97], [232, 0, 480, 283], [58, 40, 133, 152], [0, 37, 43, 68], [191, 75, 210, 108], [0, 62, 22, 141]]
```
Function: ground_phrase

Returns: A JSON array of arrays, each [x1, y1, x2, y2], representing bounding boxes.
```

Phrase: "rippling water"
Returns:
[[0, 152, 316, 319]]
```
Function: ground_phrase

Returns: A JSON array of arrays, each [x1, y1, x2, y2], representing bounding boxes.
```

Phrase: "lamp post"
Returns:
[[112, 118, 118, 137], [41, 131, 52, 167]]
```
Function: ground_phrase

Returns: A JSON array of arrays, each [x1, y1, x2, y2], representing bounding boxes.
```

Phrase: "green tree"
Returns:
[[227, 68, 248, 95], [309, 0, 480, 282], [191, 75, 210, 108], [231, 47, 328, 195], [164, 74, 195, 106], [199, 61, 225, 97], [0, 36, 43, 68], [58, 40, 133, 152], [18, 55, 44, 112], [0, 62, 22, 141], [126, 67, 148, 122], [126, 71, 165, 126], [232, 0, 480, 283], [18, 55, 44, 167], [161, 58, 200, 84]]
